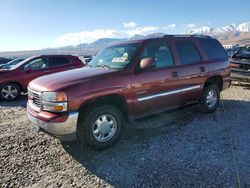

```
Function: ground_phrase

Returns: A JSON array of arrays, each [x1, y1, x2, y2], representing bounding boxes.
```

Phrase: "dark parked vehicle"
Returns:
[[83, 55, 93, 64], [0, 58, 25, 69], [0, 55, 84, 101], [225, 49, 237, 58], [84, 57, 92, 64], [27, 35, 230, 150], [230, 44, 250, 82], [0, 57, 12, 65]]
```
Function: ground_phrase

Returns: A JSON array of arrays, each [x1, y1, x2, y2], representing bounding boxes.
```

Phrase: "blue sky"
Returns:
[[0, 0, 249, 51]]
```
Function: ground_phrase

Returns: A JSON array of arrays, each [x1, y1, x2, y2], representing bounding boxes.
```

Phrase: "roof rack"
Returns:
[[163, 34, 212, 39]]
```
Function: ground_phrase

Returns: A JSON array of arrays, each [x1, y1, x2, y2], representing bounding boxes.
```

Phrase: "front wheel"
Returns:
[[199, 84, 220, 113], [0, 83, 21, 101], [77, 105, 123, 150]]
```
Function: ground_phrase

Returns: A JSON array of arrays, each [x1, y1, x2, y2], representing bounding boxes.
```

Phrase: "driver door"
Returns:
[[130, 40, 180, 117], [19, 57, 50, 88]]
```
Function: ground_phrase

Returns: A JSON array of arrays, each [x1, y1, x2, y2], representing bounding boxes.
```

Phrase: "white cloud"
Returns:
[[123, 22, 159, 36], [124, 26, 159, 37], [182, 23, 196, 28], [163, 24, 177, 30], [52, 29, 119, 47], [123, 21, 137, 29], [52, 22, 179, 47], [52, 24, 160, 47]]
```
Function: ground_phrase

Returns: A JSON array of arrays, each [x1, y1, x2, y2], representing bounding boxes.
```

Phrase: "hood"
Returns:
[[233, 51, 250, 59], [0, 65, 11, 69], [29, 67, 117, 92], [0, 69, 11, 74]]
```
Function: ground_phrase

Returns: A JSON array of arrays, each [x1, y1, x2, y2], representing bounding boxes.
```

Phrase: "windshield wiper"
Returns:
[[96, 64, 111, 70]]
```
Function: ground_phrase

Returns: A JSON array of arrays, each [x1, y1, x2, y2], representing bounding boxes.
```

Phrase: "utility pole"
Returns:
[[78, 34, 82, 55]]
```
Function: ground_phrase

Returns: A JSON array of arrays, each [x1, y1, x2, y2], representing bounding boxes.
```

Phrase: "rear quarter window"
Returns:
[[199, 38, 228, 60], [175, 41, 202, 65], [49, 57, 71, 67]]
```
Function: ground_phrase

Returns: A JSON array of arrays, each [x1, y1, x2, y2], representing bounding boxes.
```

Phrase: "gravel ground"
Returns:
[[0, 84, 250, 187]]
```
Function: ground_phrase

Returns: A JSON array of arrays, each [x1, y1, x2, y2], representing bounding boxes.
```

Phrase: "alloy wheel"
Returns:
[[1, 85, 18, 100], [206, 90, 218, 109], [92, 114, 117, 142]]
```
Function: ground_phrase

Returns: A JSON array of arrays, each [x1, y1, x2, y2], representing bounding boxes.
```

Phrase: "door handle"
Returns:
[[200, 67, 206, 73], [171, 71, 178, 78], [44, 70, 50, 73]]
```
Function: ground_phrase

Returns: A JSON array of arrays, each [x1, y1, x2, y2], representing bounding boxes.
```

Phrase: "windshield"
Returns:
[[88, 43, 140, 69], [235, 45, 250, 58], [8, 56, 35, 70], [8, 58, 24, 65], [238, 45, 250, 53]]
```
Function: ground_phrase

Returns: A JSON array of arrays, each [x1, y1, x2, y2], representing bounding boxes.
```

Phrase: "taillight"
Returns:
[[230, 63, 240, 68]]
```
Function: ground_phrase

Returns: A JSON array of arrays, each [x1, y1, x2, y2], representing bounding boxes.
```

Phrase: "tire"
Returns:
[[199, 84, 220, 113], [77, 105, 123, 150], [0, 83, 21, 101]]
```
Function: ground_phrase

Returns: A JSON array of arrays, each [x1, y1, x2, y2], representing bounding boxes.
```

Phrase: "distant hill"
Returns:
[[1, 22, 250, 58], [87, 38, 125, 46], [0, 38, 127, 58], [186, 22, 250, 45], [187, 22, 250, 36]]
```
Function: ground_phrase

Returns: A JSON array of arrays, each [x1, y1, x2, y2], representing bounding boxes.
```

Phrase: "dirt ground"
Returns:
[[0, 84, 250, 187]]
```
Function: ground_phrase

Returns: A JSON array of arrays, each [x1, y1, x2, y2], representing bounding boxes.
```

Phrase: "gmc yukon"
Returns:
[[27, 35, 231, 150]]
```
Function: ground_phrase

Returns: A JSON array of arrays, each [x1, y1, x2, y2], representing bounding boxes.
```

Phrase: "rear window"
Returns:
[[175, 41, 201, 65], [199, 38, 228, 60], [49, 57, 71, 67]]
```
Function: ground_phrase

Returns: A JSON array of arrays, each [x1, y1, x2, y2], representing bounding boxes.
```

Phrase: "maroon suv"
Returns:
[[27, 35, 230, 150], [0, 55, 84, 100]]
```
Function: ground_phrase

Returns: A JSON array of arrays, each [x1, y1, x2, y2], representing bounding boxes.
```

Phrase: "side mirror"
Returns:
[[140, 57, 156, 70]]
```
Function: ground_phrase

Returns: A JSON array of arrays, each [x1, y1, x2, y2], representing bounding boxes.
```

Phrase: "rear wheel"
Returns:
[[199, 84, 220, 113], [0, 83, 21, 101], [77, 105, 123, 150]]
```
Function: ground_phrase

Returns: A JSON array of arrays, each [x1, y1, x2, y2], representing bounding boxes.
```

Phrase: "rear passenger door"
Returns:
[[47, 57, 73, 74], [174, 40, 206, 105]]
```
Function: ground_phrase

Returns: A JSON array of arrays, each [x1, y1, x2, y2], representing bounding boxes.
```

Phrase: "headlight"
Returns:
[[41, 92, 68, 112], [41, 91, 67, 102]]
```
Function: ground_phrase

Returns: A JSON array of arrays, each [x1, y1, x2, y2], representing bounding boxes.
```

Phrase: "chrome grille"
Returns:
[[28, 89, 41, 111]]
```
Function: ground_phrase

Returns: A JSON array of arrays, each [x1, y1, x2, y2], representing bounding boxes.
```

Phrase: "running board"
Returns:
[[130, 103, 200, 124]]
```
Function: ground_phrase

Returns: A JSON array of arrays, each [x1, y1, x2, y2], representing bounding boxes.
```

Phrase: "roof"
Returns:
[[163, 34, 212, 39], [39, 54, 76, 57], [111, 34, 213, 46]]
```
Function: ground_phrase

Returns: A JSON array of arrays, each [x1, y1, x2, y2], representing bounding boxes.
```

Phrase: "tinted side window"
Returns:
[[140, 42, 174, 68], [199, 38, 228, 60], [176, 41, 201, 65], [49, 57, 71, 67]]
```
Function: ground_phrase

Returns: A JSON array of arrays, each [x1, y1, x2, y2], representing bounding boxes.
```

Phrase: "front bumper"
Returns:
[[27, 110, 79, 141]]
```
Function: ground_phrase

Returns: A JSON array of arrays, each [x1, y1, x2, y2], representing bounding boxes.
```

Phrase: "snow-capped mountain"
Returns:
[[187, 22, 250, 36], [187, 26, 213, 35], [237, 22, 250, 32]]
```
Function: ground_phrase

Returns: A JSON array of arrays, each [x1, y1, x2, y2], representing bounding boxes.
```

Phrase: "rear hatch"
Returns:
[[230, 51, 250, 72]]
